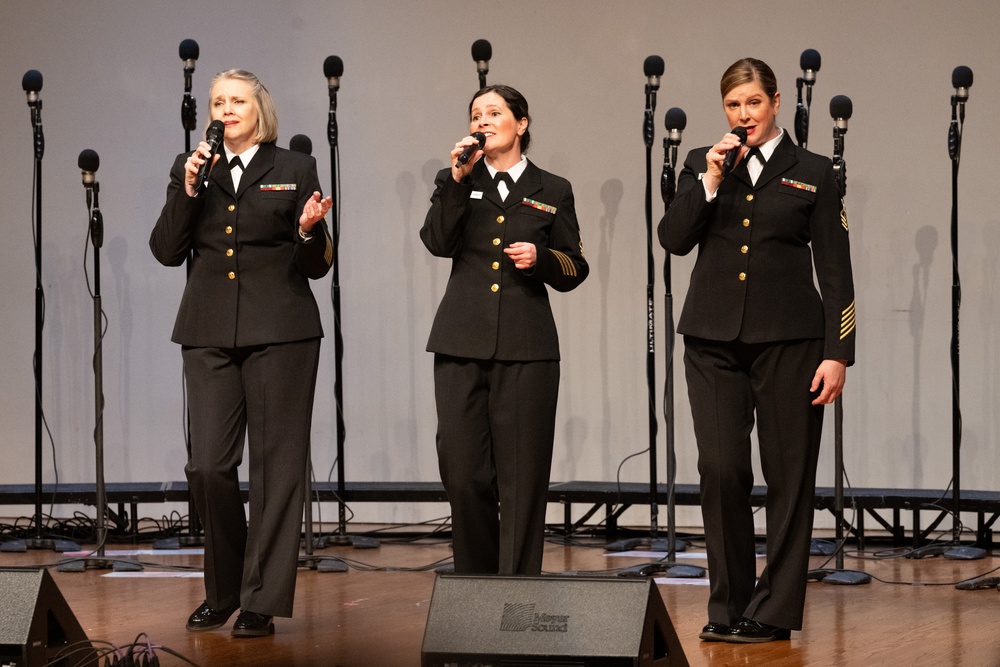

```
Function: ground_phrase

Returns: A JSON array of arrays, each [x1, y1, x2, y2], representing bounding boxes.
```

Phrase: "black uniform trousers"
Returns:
[[433, 354, 559, 576], [683, 335, 824, 631], [182, 338, 320, 618]]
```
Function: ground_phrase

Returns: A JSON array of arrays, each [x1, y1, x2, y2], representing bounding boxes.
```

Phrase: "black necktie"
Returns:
[[229, 156, 244, 171], [494, 171, 514, 200], [745, 147, 764, 165]]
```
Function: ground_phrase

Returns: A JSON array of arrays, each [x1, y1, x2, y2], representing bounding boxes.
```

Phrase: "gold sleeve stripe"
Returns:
[[323, 233, 334, 266], [841, 207, 850, 232], [840, 301, 856, 339], [550, 249, 577, 277]]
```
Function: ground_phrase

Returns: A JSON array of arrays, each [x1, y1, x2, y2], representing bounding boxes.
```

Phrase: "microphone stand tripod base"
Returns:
[[152, 534, 204, 550], [604, 537, 687, 553], [56, 557, 141, 573], [316, 534, 381, 549], [1, 538, 80, 553], [618, 561, 706, 579], [806, 568, 871, 585]]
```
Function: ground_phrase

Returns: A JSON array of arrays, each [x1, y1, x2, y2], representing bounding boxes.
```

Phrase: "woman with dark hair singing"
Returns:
[[422, 85, 588, 575]]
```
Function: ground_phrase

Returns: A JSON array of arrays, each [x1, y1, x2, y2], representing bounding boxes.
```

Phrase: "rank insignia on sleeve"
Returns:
[[780, 178, 817, 193], [840, 300, 856, 340], [522, 198, 557, 215], [550, 249, 577, 277], [260, 184, 297, 191], [840, 206, 849, 232]]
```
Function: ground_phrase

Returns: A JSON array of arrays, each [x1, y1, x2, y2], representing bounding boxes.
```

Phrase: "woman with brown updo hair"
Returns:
[[658, 58, 856, 643]]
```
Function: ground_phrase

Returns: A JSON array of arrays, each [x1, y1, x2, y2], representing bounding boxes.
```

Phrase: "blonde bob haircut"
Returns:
[[206, 69, 279, 144]]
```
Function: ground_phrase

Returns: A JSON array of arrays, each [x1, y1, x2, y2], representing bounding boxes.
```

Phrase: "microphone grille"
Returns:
[[78, 149, 100, 172], [323, 55, 344, 78], [206, 119, 225, 142], [829, 95, 853, 120], [178, 39, 200, 61], [289, 134, 313, 156], [471, 39, 492, 61], [471, 131, 487, 148], [664, 107, 687, 131], [22, 69, 43, 93], [800, 49, 821, 71], [732, 126, 748, 143], [643, 55, 665, 77], [952, 65, 973, 89]]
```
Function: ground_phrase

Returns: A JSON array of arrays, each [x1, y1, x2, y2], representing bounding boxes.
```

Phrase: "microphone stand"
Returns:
[[59, 182, 115, 571], [4, 83, 78, 555], [31, 95, 46, 547], [807, 105, 870, 585], [322, 73, 360, 552], [91, 186, 108, 561], [154, 56, 203, 550], [949, 90, 964, 549], [642, 78, 660, 546], [616, 114, 704, 579]]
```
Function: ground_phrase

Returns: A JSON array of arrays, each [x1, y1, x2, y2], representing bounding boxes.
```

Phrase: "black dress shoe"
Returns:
[[699, 622, 731, 642], [726, 618, 791, 643], [231, 610, 275, 638], [186, 601, 239, 632]]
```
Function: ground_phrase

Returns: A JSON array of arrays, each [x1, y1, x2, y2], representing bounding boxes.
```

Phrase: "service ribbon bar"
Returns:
[[522, 198, 557, 215], [780, 178, 817, 193], [260, 184, 297, 191]]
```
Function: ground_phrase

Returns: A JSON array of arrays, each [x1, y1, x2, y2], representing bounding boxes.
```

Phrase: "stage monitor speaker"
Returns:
[[421, 575, 688, 667], [0, 569, 98, 667]]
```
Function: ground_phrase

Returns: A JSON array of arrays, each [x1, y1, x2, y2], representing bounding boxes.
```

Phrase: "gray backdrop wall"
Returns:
[[2, 0, 998, 531]]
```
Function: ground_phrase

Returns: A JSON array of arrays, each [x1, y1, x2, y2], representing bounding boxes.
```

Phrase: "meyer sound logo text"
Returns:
[[499, 602, 569, 633]]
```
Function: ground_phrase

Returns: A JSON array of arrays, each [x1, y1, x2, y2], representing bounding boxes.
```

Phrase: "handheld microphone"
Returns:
[[721, 126, 748, 178], [179, 39, 199, 73], [79, 148, 99, 207], [324, 55, 344, 92], [22, 69, 43, 107], [456, 132, 486, 166], [471, 39, 492, 82], [643, 55, 664, 90], [289, 134, 313, 156], [194, 120, 225, 196]]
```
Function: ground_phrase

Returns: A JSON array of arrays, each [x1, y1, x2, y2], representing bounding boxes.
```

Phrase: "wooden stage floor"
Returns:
[[2, 535, 999, 666]]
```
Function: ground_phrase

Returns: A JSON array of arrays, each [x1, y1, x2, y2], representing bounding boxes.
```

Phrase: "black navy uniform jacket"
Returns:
[[421, 159, 589, 361], [658, 132, 856, 362], [150, 142, 333, 347]]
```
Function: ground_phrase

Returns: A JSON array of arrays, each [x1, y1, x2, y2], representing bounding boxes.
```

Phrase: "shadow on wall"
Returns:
[[909, 225, 938, 484], [598, 178, 623, 479]]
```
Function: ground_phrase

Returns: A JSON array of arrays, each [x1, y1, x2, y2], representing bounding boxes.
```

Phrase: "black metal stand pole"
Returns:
[[90, 189, 108, 559], [642, 82, 660, 543], [949, 91, 963, 545], [325, 62, 352, 549], [32, 103, 45, 542]]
